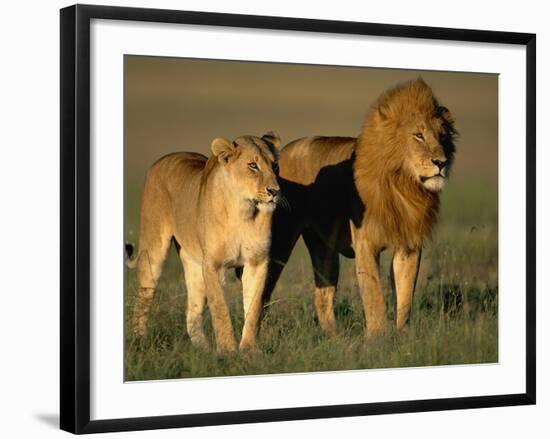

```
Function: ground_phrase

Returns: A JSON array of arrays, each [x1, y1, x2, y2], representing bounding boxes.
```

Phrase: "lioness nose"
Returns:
[[432, 159, 447, 171], [266, 186, 280, 197]]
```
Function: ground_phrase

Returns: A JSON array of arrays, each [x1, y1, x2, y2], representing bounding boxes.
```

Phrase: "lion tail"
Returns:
[[125, 243, 138, 269]]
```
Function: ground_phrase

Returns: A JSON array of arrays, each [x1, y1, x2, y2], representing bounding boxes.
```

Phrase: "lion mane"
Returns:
[[353, 78, 458, 249]]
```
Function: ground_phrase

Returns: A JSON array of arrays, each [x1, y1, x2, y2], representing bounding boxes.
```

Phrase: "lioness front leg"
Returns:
[[181, 258, 210, 350], [354, 239, 387, 337], [240, 260, 269, 351], [391, 248, 421, 332], [202, 261, 237, 353]]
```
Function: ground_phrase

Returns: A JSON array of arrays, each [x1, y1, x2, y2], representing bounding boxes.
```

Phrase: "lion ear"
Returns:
[[415, 76, 428, 88], [211, 137, 236, 164], [262, 131, 281, 150]]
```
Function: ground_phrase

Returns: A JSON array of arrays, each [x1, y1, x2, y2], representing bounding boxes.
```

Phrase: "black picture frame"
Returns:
[[60, 4, 536, 434]]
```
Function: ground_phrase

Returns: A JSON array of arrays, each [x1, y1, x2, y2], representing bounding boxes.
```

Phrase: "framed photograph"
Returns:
[[60, 4, 536, 434]]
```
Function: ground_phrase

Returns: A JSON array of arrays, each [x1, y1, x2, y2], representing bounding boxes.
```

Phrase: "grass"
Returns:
[[124, 176, 498, 381]]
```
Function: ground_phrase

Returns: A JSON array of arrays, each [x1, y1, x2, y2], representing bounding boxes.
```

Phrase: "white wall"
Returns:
[[0, 0, 545, 437]]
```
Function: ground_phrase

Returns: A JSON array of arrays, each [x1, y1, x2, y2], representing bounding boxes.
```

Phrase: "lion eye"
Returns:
[[273, 162, 279, 174], [248, 162, 259, 171], [414, 132, 424, 141]]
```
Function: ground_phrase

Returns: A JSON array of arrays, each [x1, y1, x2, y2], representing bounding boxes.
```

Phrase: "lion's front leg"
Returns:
[[391, 248, 421, 332], [354, 239, 387, 337], [240, 260, 269, 351], [202, 261, 237, 354]]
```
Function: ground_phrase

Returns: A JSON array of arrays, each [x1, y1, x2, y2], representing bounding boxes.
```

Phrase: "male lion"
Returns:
[[265, 78, 457, 337], [127, 132, 281, 353]]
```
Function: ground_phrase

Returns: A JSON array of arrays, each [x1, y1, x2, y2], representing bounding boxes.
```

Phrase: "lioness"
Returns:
[[128, 133, 281, 353], [264, 78, 457, 336]]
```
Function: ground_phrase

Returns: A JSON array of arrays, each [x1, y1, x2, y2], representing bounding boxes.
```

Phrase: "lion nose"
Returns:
[[432, 159, 447, 171], [266, 186, 280, 197]]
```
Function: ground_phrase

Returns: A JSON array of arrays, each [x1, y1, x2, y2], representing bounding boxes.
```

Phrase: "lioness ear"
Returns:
[[211, 137, 236, 164], [262, 131, 281, 150]]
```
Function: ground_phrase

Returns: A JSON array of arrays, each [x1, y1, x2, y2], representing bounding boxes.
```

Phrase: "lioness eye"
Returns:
[[414, 132, 424, 141], [248, 162, 258, 171]]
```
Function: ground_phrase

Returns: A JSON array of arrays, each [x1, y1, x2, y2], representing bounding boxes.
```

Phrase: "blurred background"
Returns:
[[125, 56, 497, 188], [124, 56, 498, 379]]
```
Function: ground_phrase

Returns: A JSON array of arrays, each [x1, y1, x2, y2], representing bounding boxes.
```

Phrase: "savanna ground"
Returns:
[[124, 176, 498, 381]]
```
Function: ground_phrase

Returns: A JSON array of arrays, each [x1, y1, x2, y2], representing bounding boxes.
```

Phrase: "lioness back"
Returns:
[[148, 151, 207, 194], [140, 152, 208, 263]]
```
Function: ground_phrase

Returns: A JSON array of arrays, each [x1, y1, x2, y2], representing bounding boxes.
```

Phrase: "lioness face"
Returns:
[[404, 110, 456, 193], [211, 133, 281, 210]]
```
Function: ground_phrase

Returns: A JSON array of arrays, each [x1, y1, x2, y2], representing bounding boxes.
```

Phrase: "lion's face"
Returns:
[[211, 133, 281, 210], [401, 110, 456, 193]]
